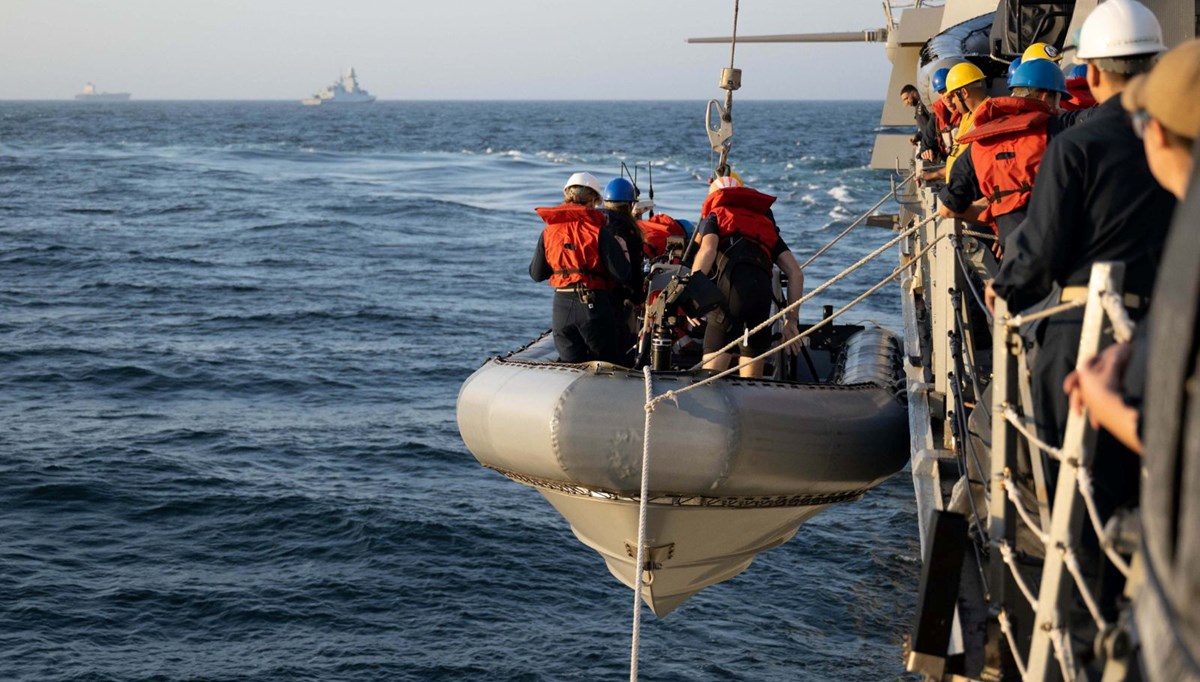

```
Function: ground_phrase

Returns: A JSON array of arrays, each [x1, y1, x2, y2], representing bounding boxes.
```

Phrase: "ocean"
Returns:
[[0, 100, 919, 681]]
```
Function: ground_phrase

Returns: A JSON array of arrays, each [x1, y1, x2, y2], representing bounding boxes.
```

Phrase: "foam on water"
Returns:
[[0, 100, 917, 681]]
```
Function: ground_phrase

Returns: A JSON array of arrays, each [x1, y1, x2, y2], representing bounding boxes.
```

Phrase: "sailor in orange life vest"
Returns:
[[936, 59, 1077, 247], [529, 172, 632, 364], [690, 176, 805, 379]]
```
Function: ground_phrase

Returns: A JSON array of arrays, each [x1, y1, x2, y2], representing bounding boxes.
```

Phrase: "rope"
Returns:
[[1100, 291, 1135, 343], [798, 171, 916, 271], [1006, 299, 1086, 328], [1001, 469, 1048, 543], [1075, 467, 1132, 578], [1052, 623, 1079, 681], [998, 542, 1038, 608], [630, 366, 656, 682], [998, 609, 1029, 680], [689, 214, 936, 372], [727, 0, 739, 70], [1003, 405, 1064, 460], [1061, 545, 1110, 632], [657, 226, 943, 411]]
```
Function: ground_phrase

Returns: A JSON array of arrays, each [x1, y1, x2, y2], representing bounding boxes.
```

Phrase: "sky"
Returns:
[[0, 0, 894, 100]]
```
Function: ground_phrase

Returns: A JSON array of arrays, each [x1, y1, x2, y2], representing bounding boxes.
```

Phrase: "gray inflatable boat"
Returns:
[[457, 324, 909, 616]]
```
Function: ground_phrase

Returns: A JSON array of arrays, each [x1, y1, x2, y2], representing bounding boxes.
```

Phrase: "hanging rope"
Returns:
[[629, 366, 656, 682], [1000, 469, 1048, 543]]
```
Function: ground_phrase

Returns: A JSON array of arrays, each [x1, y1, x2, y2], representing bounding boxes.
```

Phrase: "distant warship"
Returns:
[[301, 68, 376, 106]]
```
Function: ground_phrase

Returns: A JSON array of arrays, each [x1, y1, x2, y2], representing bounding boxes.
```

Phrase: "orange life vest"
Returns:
[[536, 204, 614, 290], [700, 186, 779, 259], [959, 96, 1051, 220], [1062, 77, 1097, 111], [638, 214, 686, 259]]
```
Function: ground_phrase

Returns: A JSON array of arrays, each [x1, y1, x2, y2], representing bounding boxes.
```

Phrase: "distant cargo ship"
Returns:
[[301, 68, 376, 106], [74, 83, 131, 101]]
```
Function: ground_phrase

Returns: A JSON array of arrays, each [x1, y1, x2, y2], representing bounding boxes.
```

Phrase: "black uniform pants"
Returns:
[[552, 290, 620, 364], [703, 265, 773, 357]]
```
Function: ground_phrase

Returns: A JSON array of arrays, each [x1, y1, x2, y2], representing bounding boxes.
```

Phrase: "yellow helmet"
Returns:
[[1022, 42, 1062, 62], [945, 63, 986, 93]]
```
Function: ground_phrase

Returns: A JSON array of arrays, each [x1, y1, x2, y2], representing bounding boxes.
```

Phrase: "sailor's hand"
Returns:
[[984, 282, 997, 315], [782, 318, 800, 355], [1066, 342, 1132, 429], [920, 149, 935, 163]]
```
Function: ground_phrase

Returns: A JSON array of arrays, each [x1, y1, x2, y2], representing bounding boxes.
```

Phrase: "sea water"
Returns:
[[0, 101, 919, 681]]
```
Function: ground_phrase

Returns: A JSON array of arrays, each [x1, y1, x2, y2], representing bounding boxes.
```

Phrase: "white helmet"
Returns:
[[563, 172, 603, 196], [1075, 0, 1165, 61]]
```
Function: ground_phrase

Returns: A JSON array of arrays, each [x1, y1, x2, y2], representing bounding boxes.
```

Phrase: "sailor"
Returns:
[[1064, 38, 1200, 455], [937, 59, 1075, 245], [530, 172, 631, 364], [985, 0, 1176, 449], [1021, 41, 1062, 64], [900, 84, 940, 164], [692, 176, 805, 378], [1063, 64, 1098, 111], [1006, 57, 1022, 86], [638, 213, 688, 262], [601, 177, 648, 362], [941, 63, 991, 182], [929, 67, 960, 159]]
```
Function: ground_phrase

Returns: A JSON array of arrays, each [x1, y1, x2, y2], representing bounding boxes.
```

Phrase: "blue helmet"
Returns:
[[1068, 63, 1088, 80], [931, 68, 950, 94], [1009, 58, 1071, 97], [675, 218, 695, 238], [603, 177, 636, 203], [1006, 57, 1023, 86]]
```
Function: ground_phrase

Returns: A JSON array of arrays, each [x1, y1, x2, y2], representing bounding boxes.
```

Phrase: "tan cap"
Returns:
[[1122, 39, 1200, 139]]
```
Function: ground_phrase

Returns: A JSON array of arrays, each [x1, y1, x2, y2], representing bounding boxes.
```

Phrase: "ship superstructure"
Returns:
[[74, 82, 130, 101], [301, 68, 376, 106]]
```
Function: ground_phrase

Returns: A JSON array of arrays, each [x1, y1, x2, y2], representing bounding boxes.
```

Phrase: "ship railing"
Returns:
[[990, 262, 1139, 681]]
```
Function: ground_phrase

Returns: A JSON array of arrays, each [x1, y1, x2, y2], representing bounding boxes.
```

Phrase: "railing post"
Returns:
[[988, 294, 1020, 676], [1025, 262, 1126, 681]]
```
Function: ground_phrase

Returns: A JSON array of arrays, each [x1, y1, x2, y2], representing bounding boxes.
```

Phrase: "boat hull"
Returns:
[[458, 328, 908, 615]]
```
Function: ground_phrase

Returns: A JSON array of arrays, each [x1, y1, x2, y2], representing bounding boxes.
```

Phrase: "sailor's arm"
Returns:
[[775, 248, 804, 355], [691, 216, 720, 277], [529, 233, 552, 282]]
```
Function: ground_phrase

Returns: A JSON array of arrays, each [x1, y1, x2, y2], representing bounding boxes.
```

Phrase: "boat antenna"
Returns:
[[646, 164, 654, 219], [707, 0, 741, 179]]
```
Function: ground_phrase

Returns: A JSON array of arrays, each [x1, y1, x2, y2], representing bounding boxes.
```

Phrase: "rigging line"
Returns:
[[799, 171, 916, 271], [653, 228, 945, 410], [728, 0, 740, 70], [629, 367, 656, 682], [688, 214, 936, 371]]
